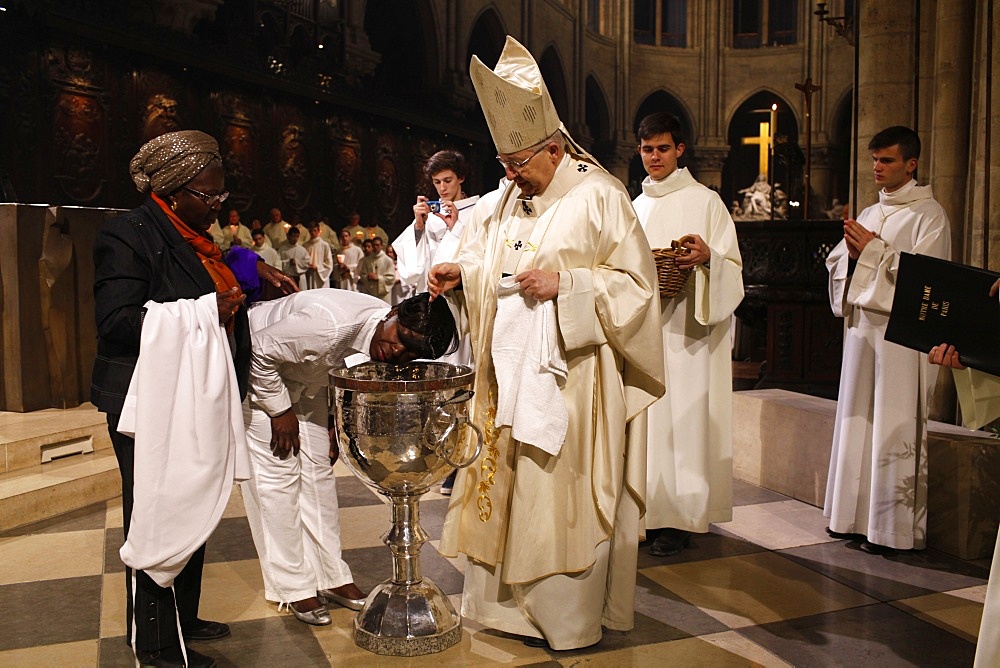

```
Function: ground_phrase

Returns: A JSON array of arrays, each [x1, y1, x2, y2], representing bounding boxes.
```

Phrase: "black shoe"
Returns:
[[826, 527, 865, 541], [649, 529, 691, 557], [440, 470, 457, 496], [182, 618, 231, 642], [859, 540, 898, 556], [522, 636, 549, 648], [137, 646, 216, 667]]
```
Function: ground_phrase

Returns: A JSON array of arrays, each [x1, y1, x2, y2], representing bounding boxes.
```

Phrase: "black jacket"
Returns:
[[90, 197, 250, 414]]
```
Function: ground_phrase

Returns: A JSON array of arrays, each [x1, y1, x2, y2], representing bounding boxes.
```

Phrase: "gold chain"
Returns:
[[476, 390, 501, 522]]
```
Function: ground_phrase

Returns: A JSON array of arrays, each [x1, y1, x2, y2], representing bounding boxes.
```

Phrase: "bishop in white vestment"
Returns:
[[431, 37, 664, 651]]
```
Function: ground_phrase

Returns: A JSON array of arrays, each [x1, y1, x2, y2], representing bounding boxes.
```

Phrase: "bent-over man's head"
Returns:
[[369, 292, 458, 363]]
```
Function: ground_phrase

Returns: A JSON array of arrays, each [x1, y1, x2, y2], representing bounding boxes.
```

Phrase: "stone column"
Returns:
[[929, 0, 974, 260], [692, 145, 729, 192], [340, 0, 380, 86], [854, 3, 920, 210]]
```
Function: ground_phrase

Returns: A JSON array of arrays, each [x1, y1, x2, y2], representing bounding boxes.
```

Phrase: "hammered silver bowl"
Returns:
[[331, 361, 483, 656]]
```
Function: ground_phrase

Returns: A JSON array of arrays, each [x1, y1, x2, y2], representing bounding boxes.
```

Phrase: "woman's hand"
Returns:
[[216, 287, 245, 325], [257, 261, 299, 295], [270, 410, 300, 459]]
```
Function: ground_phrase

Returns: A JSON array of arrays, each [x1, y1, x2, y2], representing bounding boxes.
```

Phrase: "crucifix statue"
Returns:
[[742, 122, 773, 180]]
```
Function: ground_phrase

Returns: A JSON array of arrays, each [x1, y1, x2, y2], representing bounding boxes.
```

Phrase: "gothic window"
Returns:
[[733, 0, 798, 49], [633, 0, 687, 47], [587, 0, 602, 33]]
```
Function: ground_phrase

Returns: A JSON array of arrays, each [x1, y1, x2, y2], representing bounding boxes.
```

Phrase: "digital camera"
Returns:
[[426, 200, 442, 213]]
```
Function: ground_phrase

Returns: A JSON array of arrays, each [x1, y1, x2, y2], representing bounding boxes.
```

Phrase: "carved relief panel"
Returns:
[[215, 92, 258, 212], [374, 133, 400, 225], [47, 46, 108, 204], [138, 71, 185, 142], [326, 115, 362, 219], [276, 106, 311, 212]]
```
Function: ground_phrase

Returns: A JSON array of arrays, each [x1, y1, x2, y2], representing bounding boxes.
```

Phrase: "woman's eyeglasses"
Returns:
[[184, 186, 230, 206]]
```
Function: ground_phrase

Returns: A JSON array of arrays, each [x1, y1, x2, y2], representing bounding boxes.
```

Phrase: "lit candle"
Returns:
[[770, 104, 778, 148]]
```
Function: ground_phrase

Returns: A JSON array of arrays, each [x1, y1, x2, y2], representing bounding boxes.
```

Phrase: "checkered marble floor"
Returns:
[[0, 466, 990, 666]]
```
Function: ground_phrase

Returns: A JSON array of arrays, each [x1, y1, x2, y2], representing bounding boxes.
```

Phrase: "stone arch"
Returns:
[[538, 44, 569, 120], [723, 90, 799, 212], [628, 89, 696, 193], [363, 0, 438, 96], [829, 88, 854, 206], [584, 74, 612, 161], [465, 5, 507, 72]]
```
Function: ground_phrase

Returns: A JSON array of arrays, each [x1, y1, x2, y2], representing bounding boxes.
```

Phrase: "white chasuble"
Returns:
[[118, 292, 249, 587], [438, 155, 664, 646], [824, 180, 950, 550], [632, 167, 744, 531]]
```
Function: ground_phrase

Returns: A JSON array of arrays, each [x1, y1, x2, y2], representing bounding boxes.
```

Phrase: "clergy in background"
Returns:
[[429, 36, 664, 651], [300, 220, 334, 290], [631, 112, 744, 557], [824, 126, 950, 554]]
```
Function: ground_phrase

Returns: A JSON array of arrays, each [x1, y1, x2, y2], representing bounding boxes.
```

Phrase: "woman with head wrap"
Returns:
[[92, 130, 295, 668]]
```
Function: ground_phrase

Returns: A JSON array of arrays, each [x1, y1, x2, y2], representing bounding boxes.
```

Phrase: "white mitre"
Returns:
[[470, 35, 603, 170]]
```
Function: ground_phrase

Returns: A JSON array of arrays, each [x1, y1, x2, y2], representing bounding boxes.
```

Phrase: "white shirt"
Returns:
[[247, 289, 389, 417]]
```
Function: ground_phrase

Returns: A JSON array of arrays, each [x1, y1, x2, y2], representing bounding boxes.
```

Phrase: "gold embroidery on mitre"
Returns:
[[476, 390, 501, 522]]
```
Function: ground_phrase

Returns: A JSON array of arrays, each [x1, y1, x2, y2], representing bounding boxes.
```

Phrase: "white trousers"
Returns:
[[241, 392, 353, 603]]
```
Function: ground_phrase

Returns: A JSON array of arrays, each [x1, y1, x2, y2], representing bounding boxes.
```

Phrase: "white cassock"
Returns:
[[220, 224, 253, 252], [631, 167, 744, 532], [439, 155, 664, 650], [944, 364, 1000, 668], [825, 179, 950, 550], [240, 289, 389, 603], [300, 237, 334, 290], [334, 243, 364, 291], [393, 195, 481, 294], [254, 245, 282, 269], [278, 242, 311, 280], [357, 250, 397, 304]]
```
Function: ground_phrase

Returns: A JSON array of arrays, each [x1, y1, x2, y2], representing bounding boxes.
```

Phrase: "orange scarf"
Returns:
[[151, 193, 242, 327]]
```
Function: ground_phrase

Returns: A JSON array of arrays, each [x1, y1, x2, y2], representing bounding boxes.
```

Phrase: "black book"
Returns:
[[885, 252, 1000, 376]]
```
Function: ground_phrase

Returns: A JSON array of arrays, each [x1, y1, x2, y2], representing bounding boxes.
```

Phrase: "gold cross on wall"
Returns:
[[741, 122, 772, 178]]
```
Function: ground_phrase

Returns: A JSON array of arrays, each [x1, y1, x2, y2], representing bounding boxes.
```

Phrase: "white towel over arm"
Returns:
[[118, 292, 249, 588], [490, 276, 568, 455]]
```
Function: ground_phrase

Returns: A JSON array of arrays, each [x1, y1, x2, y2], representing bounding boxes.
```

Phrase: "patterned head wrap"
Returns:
[[129, 130, 222, 195]]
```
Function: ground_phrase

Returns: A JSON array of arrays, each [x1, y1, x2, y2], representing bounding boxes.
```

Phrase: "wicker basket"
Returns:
[[651, 236, 694, 298]]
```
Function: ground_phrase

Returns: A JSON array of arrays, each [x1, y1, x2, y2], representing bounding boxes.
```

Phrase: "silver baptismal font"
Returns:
[[331, 361, 483, 656]]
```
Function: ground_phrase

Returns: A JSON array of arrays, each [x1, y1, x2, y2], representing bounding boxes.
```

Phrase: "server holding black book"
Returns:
[[823, 126, 951, 556]]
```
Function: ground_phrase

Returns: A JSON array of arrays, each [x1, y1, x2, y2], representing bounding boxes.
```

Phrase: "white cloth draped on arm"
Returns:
[[491, 275, 568, 455], [118, 292, 249, 588]]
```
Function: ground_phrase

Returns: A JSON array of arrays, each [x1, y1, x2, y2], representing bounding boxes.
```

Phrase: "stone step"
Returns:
[[1, 403, 111, 475], [0, 403, 118, 532], [733, 388, 1000, 559], [0, 448, 120, 532]]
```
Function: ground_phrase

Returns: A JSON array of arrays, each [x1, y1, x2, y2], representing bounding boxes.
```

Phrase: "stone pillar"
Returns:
[[692, 145, 729, 192], [340, 0, 380, 86], [603, 141, 635, 190], [930, 0, 975, 260], [0, 205, 119, 411], [810, 143, 835, 212], [854, 3, 920, 210]]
